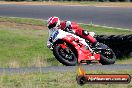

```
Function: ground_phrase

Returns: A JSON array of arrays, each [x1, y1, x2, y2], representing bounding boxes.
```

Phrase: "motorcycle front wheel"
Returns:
[[53, 44, 77, 66]]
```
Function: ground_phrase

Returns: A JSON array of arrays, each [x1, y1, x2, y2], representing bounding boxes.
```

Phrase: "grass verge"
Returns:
[[0, 16, 131, 68], [0, 70, 132, 88], [0, 16, 44, 26]]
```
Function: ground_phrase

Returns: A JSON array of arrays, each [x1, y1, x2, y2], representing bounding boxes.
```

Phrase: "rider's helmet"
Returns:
[[47, 16, 60, 29]]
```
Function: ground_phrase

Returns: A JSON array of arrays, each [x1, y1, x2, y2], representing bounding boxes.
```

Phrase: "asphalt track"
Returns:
[[0, 4, 132, 29], [0, 64, 132, 74], [0, 4, 132, 73]]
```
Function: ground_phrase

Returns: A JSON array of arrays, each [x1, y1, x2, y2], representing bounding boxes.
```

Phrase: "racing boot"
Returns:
[[91, 41, 100, 52], [92, 41, 100, 48]]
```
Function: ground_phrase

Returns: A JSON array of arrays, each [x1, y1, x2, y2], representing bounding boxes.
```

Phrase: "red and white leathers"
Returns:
[[47, 16, 97, 48], [60, 21, 97, 44]]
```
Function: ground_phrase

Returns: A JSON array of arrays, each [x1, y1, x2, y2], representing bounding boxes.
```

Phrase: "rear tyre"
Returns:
[[99, 45, 116, 65], [53, 44, 77, 66]]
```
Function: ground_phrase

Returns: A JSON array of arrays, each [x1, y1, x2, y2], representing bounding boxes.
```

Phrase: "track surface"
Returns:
[[0, 4, 132, 29], [0, 64, 132, 74]]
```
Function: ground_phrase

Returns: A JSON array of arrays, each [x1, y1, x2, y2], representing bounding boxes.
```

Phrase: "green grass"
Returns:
[[117, 57, 132, 64], [0, 70, 132, 88], [80, 24, 132, 35], [0, 27, 60, 67], [0, 16, 132, 68], [0, 16, 44, 26]]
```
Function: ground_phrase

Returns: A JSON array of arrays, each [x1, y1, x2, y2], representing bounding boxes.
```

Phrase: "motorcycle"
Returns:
[[47, 28, 116, 66]]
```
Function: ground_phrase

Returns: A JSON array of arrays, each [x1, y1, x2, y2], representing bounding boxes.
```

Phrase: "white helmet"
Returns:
[[47, 16, 60, 29]]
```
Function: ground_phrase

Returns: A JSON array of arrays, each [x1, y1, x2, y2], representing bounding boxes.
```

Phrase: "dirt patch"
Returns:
[[93, 3, 132, 7], [7, 60, 20, 68], [0, 21, 46, 30], [0, 1, 132, 7]]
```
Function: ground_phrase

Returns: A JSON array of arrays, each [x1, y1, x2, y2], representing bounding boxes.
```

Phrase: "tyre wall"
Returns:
[[95, 34, 132, 59]]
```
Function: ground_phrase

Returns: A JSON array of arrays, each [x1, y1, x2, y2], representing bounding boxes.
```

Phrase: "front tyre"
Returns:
[[53, 44, 77, 66]]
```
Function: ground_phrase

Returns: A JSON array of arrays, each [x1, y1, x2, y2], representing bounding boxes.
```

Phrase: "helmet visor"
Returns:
[[48, 22, 57, 29]]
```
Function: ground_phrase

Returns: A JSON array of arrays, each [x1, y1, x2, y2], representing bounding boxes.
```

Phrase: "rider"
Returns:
[[47, 16, 99, 48]]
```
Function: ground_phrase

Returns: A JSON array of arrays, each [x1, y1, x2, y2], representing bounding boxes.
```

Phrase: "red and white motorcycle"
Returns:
[[47, 28, 116, 66]]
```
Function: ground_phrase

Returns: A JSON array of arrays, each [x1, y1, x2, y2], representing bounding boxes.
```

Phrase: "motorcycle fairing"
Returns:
[[49, 29, 100, 63]]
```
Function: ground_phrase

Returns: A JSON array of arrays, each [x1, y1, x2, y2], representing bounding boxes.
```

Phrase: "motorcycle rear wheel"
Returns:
[[100, 48, 116, 65]]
